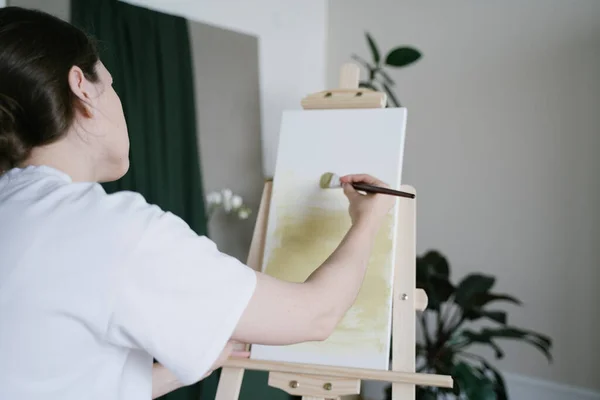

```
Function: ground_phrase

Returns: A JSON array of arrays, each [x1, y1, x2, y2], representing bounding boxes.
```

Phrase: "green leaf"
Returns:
[[419, 313, 432, 349], [359, 81, 378, 91], [382, 83, 401, 107], [460, 330, 505, 359], [472, 292, 523, 308], [385, 46, 421, 67], [484, 327, 553, 362], [457, 327, 552, 362], [351, 54, 374, 71], [452, 362, 497, 400], [427, 344, 456, 376], [418, 250, 450, 279], [464, 309, 507, 325], [481, 361, 508, 400], [458, 352, 508, 400], [415, 387, 437, 400], [420, 277, 454, 312], [454, 274, 495, 308], [484, 327, 552, 348], [365, 32, 381, 64], [416, 251, 454, 311], [376, 69, 395, 86], [416, 343, 427, 357]]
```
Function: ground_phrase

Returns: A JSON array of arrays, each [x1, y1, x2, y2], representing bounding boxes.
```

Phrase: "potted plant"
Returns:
[[352, 32, 422, 107], [383, 250, 552, 399]]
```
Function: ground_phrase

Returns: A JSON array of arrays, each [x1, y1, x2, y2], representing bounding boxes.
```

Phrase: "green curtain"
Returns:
[[71, 1, 206, 399]]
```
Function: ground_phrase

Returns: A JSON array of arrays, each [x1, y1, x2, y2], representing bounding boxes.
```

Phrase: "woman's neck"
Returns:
[[23, 137, 98, 182]]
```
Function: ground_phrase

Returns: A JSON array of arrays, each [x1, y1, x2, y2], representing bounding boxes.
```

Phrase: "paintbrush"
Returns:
[[319, 172, 415, 199]]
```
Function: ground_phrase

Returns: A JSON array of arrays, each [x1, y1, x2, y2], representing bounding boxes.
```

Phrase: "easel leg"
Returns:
[[214, 368, 245, 400], [391, 186, 417, 400], [391, 383, 415, 400], [215, 182, 272, 400]]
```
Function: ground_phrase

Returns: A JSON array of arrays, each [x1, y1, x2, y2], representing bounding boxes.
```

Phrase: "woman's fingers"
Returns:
[[230, 350, 251, 358], [342, 182, 359, 200], [340, 173, 389, 188], [217, 341, 250, 364]]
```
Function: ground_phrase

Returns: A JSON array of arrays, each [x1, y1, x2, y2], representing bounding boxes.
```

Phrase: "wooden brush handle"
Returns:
[[352, 182, 415, 199]]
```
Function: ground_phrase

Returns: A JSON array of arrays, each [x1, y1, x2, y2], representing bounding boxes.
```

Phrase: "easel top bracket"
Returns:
[[301, 63, 388, 110]]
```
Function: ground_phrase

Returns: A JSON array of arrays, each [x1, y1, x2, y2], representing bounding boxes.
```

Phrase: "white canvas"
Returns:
[[250, 108, 408, 370]]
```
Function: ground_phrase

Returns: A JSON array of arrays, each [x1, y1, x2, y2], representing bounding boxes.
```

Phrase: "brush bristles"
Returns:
[[319, 172, 341, 189]]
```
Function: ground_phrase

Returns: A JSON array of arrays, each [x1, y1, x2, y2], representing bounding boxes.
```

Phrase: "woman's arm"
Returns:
[[231, 174, 395, 345]]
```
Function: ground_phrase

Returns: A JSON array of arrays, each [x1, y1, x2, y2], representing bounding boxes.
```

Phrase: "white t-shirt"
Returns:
[[0, 165, 257, 400]]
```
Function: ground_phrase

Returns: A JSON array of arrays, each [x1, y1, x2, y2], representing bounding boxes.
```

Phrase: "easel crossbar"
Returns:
[[223, 358, 453, 389]]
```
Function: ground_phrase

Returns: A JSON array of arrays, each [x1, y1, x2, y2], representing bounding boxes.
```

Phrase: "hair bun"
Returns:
[[0, 94, 30, 173]]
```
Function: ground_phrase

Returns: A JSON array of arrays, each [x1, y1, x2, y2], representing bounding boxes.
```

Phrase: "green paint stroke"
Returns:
[[264, 205, 395, 353]]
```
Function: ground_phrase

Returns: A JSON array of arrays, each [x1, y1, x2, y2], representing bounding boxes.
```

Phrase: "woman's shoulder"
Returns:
[[0, 165, 177, 232], [52, 178, 197, 253], [72, 183, 176, 233]]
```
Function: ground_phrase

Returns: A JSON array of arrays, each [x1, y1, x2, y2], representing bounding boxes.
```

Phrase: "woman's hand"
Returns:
[[340, 173, 396, 226], [202, 340, 250, 379]]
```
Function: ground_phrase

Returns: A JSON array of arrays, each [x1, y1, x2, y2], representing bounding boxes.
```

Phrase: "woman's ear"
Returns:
[[67, 65, 89, 100], [68, 65, 97, 119]]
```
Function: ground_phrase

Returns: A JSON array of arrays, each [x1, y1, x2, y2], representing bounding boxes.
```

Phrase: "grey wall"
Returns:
[[328, 0, 600, 392], [7, 0, 69, 20], [189, 21, 263, 263]]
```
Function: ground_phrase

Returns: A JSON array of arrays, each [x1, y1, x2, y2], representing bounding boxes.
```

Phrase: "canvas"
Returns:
[[250, 108, 407, 370]]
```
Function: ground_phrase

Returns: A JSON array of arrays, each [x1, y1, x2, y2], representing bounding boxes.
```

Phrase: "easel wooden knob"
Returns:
[[339, 63, 360, 89]]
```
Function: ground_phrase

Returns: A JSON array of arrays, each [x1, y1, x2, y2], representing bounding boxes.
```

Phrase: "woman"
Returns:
[[0, 6, 395, 400]]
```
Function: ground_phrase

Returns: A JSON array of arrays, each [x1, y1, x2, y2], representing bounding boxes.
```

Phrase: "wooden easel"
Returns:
[[215, 64, 453, 400]]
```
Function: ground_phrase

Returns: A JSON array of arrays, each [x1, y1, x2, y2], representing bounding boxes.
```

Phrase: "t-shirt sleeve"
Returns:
[[105, 196, 257, 385]]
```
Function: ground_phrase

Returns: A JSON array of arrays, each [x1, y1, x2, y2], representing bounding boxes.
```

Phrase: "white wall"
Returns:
[[121, 0, 328, 178], [329, 0, 600, 394]]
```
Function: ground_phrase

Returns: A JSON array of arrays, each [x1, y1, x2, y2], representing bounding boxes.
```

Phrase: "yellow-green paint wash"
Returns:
[[263, 204, 395, 353]]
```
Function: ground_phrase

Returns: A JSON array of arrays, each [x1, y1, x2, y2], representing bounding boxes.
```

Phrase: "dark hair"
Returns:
[[0, 7, 100, 173]]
